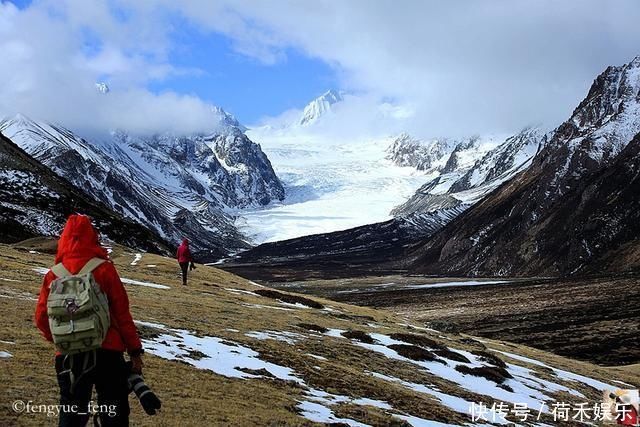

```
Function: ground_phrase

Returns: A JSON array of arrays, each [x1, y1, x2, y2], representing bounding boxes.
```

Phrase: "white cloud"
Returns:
[[1, 0, 639, 138], [170, 0, 640, 136], [0, 0, 218, 135]]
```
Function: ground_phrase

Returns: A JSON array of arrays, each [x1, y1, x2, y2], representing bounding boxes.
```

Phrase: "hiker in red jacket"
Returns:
[[176, 238, 194, 286], [35, 214, 143, 426]]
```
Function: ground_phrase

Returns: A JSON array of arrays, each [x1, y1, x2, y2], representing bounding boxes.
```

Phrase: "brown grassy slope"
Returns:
[[0, 243, 637, 426]]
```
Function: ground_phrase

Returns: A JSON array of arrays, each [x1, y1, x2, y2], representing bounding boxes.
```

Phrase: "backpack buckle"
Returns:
[[64, 298, 79, 314]]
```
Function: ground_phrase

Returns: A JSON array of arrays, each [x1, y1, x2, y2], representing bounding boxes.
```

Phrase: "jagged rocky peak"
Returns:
[[205, 130, 285, 206], [449, 127, 544, 193], [392, 128, 543, 220], [571, 55, 640, 132], [548, 55, 640, 169], [409, 56, 640, 277], [523, 56, 640, 205], [211, 106, 247, 132], [299, 89, 345, 126], [1, 111, 283, 259], [386, 133, 453, 172]]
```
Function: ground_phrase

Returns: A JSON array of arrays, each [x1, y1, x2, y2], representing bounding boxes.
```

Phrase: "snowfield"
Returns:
[[238, 131, 432, 243]]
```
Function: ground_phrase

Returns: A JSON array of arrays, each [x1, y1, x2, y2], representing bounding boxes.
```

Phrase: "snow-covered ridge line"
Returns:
[[1, 112, 284, 257]]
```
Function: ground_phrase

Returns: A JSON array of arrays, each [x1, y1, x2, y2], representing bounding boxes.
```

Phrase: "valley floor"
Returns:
[[1, 241, 638, 426], [266, 275, 640, 367]]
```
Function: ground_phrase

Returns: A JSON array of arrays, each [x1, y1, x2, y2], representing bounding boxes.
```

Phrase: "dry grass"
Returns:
[[0, 241, 635, 426]]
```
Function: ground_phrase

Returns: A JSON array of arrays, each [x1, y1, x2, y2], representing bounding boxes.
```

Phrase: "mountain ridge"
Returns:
[[409, 56, 640, 277], [0, 132, 170, 253], [1, 112, 284, 259]]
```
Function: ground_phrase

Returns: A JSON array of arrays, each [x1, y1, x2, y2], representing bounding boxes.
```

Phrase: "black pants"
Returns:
[[179, 262, 189, 285], [55, 349, 129, 427]]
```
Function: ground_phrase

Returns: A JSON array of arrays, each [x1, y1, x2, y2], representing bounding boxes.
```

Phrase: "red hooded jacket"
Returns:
[[176, 239, 192, 263], [34, 214, 142, 355]]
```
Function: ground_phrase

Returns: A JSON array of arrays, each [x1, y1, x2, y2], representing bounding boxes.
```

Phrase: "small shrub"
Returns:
[[455, 365, 513, 384], [471, 350, 507, 369], [297, 323, 329, 333], [388, 344, 444, 363], [254, 289, 324, 309], [389, 333, 446, 350], [433, 349, 471, 363], [341, 330, 375, 344]]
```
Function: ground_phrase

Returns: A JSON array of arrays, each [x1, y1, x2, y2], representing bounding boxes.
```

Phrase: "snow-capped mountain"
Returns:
[[0, 132, 169, 252], [410, 56, 640, 277], [0, 111, 284, 259], [386, 133, 454, 172], [299, 89, 344, 126], [393, 128, 544, 218], [229, 126, 545, 277], [211, 105, 248, 131]]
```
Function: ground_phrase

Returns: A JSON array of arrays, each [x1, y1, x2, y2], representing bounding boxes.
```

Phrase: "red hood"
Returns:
[[55, 214, 108, 265]]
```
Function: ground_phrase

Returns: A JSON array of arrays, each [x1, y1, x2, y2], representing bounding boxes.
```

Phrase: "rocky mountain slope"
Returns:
[[2, 244, 636, 426], [410, 56, 640, 277], [1, 112, 284, 259], [226, 207, 464, 280], [393, 128, 543, 218], [0, 133, 169, 253]]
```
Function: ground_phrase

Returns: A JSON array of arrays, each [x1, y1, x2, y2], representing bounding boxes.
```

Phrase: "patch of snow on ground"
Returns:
[[0, 278, 19, 282], [324, 328, 347, 338], [370, 371, 489, 421], [406, 280, 509, 289], [0, 288, 37, 301], [492, 350, 614, 391], [297, 400, 369, 427], [394, 414, 460, 427], [121, 278, 170, 289], [142, 326, 299, 381], [279, 301, 310, 309], [241, 303, 293, 311], [306, 354, 327, 361], [145, 264, 157, 268], [225, 288, 259, 296], [0, 351, 12, 358], [247, 281, 265, 288], [245, 330, 305, 345], [134, 320, 168, 329], [131, 253, 142, 266], [140, 323, 372, 426], [328, 331, 599, 411]]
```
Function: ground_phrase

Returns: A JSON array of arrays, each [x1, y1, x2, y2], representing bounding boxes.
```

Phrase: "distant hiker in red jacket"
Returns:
[[176, 238, 194, 286], [35, 214, 143, 426]]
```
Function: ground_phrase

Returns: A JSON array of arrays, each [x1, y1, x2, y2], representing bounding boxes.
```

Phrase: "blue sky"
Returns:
[[6, 0, 338, 125], [147, 29, 337, 124]]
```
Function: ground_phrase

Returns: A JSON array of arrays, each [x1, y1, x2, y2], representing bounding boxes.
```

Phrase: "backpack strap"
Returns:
[[51, 263, 72, 279], [78, 258, 106, 276]]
